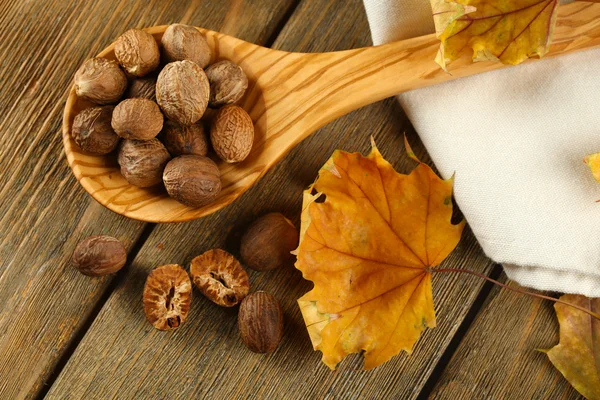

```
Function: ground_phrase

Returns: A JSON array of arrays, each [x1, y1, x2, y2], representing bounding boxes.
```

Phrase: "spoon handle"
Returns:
[[263, 2, 600, 144]]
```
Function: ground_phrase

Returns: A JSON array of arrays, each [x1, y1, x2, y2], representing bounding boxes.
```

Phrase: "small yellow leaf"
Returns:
[[431, 0, 560, 70], [584, 153, 600, 183], [544, 294, 600, 399], [296, 141, 464, 369]]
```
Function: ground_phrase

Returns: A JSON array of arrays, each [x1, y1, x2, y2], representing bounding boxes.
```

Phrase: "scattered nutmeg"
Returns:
[[118, 138, 171, 187], [156, 60, 210, 126], [210, 105, 254, 163], [190, 249, 249, 307], [238, 291, 284, 353], [72, 106, 120, 155], [114, 28, 160, 77], [72, 235, 127, 277], [163, 155, 221, 207], [205, 60, 248, 108], [143, 264, 192, 331], [240, 213, 299, 271], [112, 98, 163, 140], [74, 57, 127, 104], [160, 120, 208, 157], [125, 75, 157, 101], [161, 24, 212, 68]]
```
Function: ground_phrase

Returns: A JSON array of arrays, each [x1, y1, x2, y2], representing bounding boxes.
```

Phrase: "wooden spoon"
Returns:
[[62, 2, 600, 223]]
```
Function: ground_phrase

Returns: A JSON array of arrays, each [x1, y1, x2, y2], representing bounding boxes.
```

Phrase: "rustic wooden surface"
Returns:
[[0, 0, 585, 399]]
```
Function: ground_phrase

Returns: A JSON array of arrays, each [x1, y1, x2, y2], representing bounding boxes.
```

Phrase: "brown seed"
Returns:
[[74, 57, 127, 104], [162, 155, 221, 207], [156, 60, 210, 126], [210, 105, 254, 163], [118, 138, 171, 187], [72, 235, 127, 277], [238, 291, 284, 353], [190, 249, 249, 307], [112, 98, 163, 140], [125, 75, 157, 101], [143, 264, 192, 331], [205, 61, 248, 108], [114, 29, 160, 77], [240, 213, 299, 271], [72, 106, 120, 155], [160, 120, 208, 157], [161, 24, 212, 68]]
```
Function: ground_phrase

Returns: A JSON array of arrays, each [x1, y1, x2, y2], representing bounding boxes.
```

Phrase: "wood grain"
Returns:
[[430, 278, 584, 399], [0, 0, 297, 398], [62, 2, 600, 223], [48, 0, 496, 398]]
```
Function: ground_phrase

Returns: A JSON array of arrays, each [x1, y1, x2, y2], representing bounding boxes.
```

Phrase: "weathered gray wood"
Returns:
[[0, 0, 296, 398], [431, 279, 584, 399], [47, 0, 495, 398]]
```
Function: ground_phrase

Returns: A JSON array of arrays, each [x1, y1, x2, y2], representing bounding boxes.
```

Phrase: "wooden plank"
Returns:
[[47, 0, 495, 398], [430, 278, 584, 399], [0, 1, 297, 398]]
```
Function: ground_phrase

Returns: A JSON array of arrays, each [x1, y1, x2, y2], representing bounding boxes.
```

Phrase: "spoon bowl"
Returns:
[[63, 3, 600, 222]]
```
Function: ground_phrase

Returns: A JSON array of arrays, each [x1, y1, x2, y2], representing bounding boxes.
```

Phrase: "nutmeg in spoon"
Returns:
[[62, 9, 600, 222]]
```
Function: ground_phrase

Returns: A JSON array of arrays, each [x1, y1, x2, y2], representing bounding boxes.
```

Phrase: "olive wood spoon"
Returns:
[[62, 2, 600, 222]]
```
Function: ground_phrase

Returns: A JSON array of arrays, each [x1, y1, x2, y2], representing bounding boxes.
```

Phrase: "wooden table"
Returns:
[[0, 0, 583, 398]]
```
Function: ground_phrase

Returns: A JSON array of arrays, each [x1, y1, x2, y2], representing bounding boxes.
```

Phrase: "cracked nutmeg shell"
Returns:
[[118, 138, 171, 187], [205, 60, 248, 108], [72, 235, 127, 277], [162, 155, 221, 207], [114, 28, 160, 77], [210, 105, 254, 163], [156, 60, 210, 126], [238, 291, 284, 353], [143, 264, 192, 331], [240, 213, 299, 272], [190, 249, 249, 307], [72, 106, 120, 155], [112, 98, 163, 140], [74, 57, 127, 104], [161, 24, 212, 68]]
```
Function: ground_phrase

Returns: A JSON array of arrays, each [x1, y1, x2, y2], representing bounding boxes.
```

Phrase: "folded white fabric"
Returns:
[[363, 0, 600, 297]]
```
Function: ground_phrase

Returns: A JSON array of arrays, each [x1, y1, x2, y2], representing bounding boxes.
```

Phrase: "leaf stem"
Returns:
[[432, 267, 600, 321]]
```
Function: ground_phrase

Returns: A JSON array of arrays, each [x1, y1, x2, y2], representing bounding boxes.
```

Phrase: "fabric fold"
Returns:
[[363, 0, 600, 297]]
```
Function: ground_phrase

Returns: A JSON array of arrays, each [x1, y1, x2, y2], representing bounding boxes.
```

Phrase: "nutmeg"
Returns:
[[205, 61, 248, 108], [143, 264, 192, 331], [161, 24, 212, 68], [238, 291, 284, 353], [112, 98, 163, 140], [210, 105, 254, 163], [74, 57, 127, 104], [160, 120, 208, 157], [190, 249, 249, 307], [240, 213, 299, 271], [72, 235, 127, 277], [114, 29, 160, 77], [72, 106, 120, 155], [162, 155, 221, 207], [118, 138, 171, 187], [156, 60, 210, 126], [125, 75, 157, 101]]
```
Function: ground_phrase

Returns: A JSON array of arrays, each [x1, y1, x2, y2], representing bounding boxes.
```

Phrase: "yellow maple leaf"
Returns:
[[296, 139, 465, 369], [543, 294, 600, 399], [431, 0, 560, 70], [585, 153, 600, 183]]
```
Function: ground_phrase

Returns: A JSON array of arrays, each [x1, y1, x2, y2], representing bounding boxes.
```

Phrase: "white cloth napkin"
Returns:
[[363, 0, 600, 297]]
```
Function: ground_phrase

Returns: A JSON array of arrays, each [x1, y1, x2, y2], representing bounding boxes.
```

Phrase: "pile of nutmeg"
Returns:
[[73, 212, 299, 354], [72, 24, 253, 207]]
